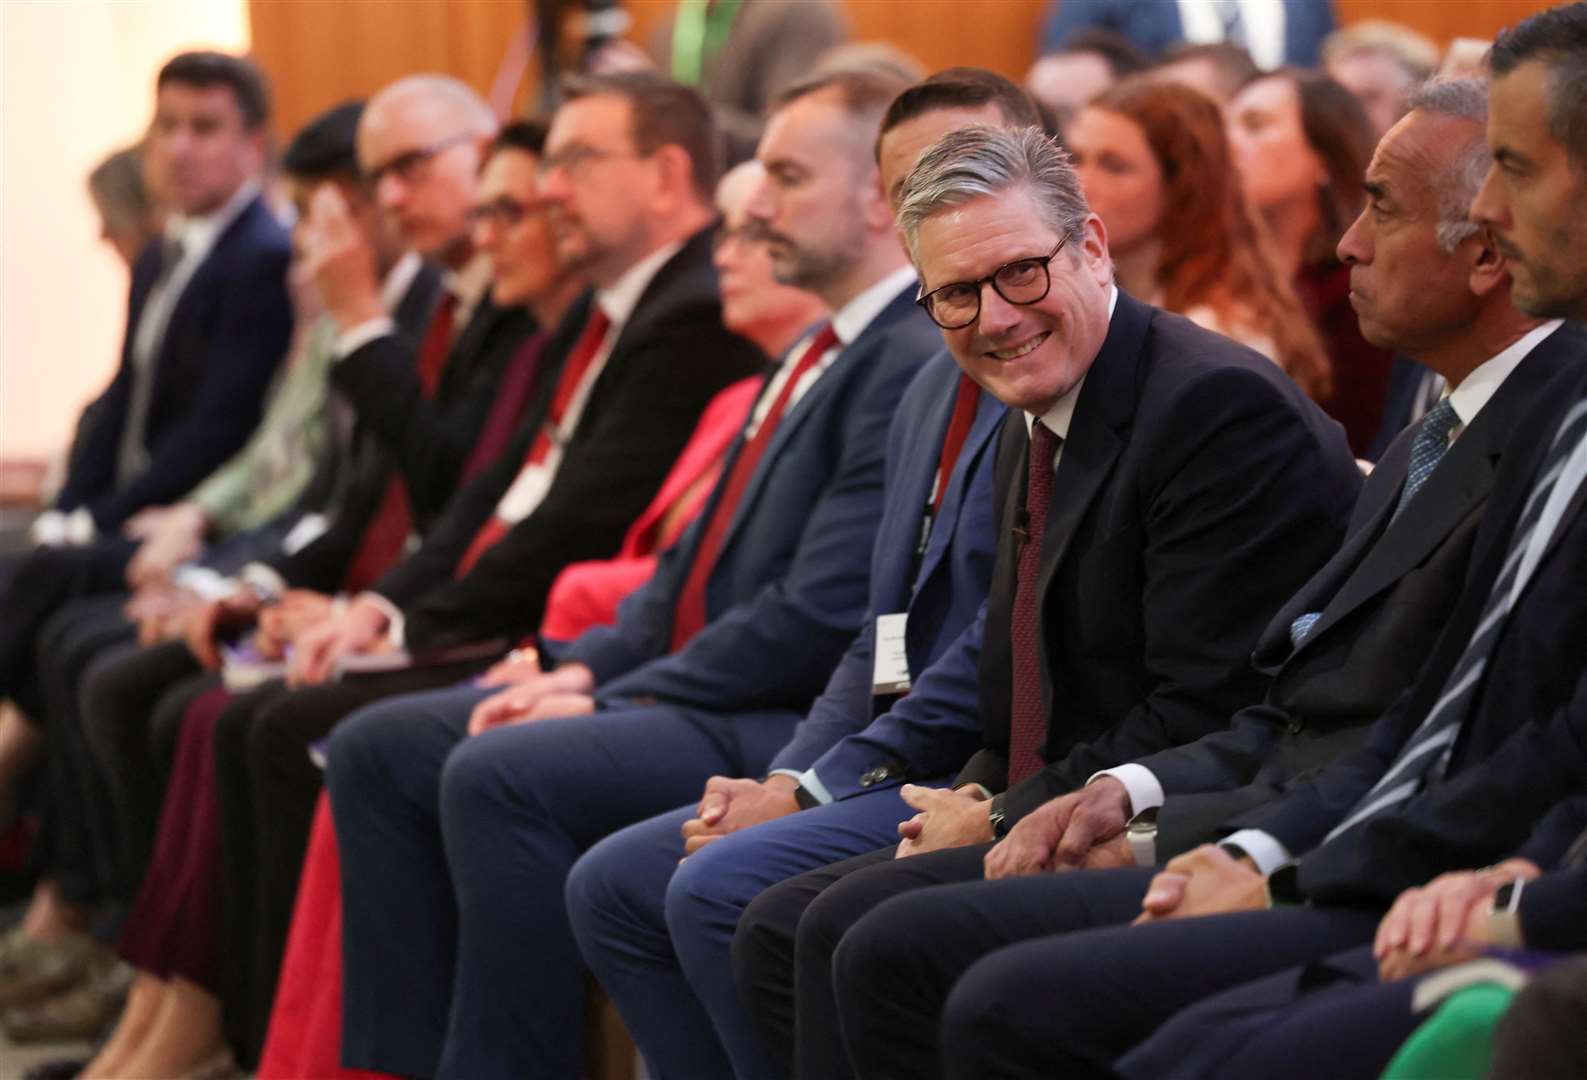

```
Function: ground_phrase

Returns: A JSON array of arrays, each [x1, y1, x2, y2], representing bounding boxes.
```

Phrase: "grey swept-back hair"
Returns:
[[895, 125, 1089, 263], [1405, 76, 1490, 252]]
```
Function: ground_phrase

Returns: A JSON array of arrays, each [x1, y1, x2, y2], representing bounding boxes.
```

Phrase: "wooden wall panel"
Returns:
[[249, 0, 1563, 144]]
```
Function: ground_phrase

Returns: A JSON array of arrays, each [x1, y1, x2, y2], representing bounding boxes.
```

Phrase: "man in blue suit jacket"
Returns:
[[1042, 0, 1335, 69], [48, 51, 292, 538], [562, 71, 1043, 1080], [323, 65, 934, 1080]]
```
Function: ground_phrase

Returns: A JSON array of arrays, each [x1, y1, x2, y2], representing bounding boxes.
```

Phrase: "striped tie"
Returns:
[[1326, 396, 1587, 842]]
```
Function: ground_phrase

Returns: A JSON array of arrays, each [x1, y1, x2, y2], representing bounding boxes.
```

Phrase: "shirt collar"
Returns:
[[830, 265, 919, 347], [596, 239, 685, 328], [1447, 319, 1565, 428], [442, 251, 494, 310], [379, 251, 425, 312], [165, 178, 260, 262], [1022, 284, 1117, 437]]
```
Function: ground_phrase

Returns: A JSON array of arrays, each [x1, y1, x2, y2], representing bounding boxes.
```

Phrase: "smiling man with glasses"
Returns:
[[730, 122, 1365, 1078]]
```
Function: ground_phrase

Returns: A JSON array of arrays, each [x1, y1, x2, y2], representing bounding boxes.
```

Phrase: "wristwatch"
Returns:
[[988, 795, 1010, 839], [1126, 807, 1159, 867], [1489, 878, 1527, 948]]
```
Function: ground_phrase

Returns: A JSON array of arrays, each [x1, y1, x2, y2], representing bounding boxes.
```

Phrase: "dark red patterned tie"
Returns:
[[1007, 420, 1060, 785], [670, 322, 839, 650]]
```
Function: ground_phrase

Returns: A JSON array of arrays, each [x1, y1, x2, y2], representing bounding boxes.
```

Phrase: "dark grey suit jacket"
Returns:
[[1144, 322, 1586, 858]]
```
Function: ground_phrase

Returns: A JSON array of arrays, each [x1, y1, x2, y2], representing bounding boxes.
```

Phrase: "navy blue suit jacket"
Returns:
[[1133, 325, 1582, 857], [1042, 0, 1335, 65], [956, 292, 1362, 824], [1235, 358, 1587, 907], [561, 284, 938, 715], [56, 194, 293, 531], [766, 351, 1005, 800]]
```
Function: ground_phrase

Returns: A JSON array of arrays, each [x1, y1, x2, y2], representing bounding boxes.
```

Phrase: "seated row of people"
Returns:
[[2, 4, 1585, 1077]]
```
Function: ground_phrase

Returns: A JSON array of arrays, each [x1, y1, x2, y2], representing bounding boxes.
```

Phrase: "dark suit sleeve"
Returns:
[[329, 314, 517, 522], [400, 314, 762, 651], [1002, 365, 1360, 822], [1294, 669, 1587, 907], [84, 245, 293, 531], [1518, 864, 1587, 952]]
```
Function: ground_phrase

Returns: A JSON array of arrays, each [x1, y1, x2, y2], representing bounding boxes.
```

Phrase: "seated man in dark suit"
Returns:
[[1117, 787, 1587, 1080], [206, 71, 764, 1064], [726, 116, 1362, 1076], [0, 99, 444, 1034], [323, 64, 937, 1080], [562, 69, 1032, 1080], [850, 11, 1587, 1075], [0, 50, 292, 748], [765, 71, 1587, 1079]]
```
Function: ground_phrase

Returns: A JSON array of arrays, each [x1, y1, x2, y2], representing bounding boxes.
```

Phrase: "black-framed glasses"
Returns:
[[467, 196, 542, 230], [365, 132, 476, 189], [916, 237, 1070, 330], [537, 144, 646, 180]]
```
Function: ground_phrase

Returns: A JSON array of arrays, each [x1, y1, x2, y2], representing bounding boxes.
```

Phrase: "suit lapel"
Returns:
[[915, 386, 1004, 598], [1035, 293, 1149, 598], [714, 286, 917, 556]]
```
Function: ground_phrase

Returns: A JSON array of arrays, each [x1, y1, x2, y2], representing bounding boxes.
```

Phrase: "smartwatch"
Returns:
[[1489, 878, 1526, 948], [988, 795, 1010, 839]]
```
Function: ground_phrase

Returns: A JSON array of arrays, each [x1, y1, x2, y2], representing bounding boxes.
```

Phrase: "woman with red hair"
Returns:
[[1068, 76, 1334, 403]]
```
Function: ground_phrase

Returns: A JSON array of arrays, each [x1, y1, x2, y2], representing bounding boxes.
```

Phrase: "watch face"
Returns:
[[1494, 882, 1517, 910]]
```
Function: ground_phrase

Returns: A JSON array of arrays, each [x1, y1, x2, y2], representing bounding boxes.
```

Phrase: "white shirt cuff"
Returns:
[[171, 565, 238, 601], [792, 769, 834, 805], [30, 510, 68, 546], [1090, 764, 1165, 817], [238, 562, 287, 602], [1221, 828, 1293, 877], [355, 590, 406, 649], [335, 317, 396, 360], [66, 507, 96, 544]]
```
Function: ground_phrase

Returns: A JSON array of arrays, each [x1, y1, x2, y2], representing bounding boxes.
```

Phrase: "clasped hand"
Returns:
[[1134, 843, 1267, 924], [984, 777, 1135, 879], [895, 784, 993, 858], [1372, 859, 1540, 981], [466, 661, 596, 735], [678, 774, 800, 856]]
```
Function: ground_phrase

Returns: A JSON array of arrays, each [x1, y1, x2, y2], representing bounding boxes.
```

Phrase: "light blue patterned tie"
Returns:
[[1289, 400, 1462, 648], [1391, 398, 1461, 522], [1325, 396, 1587, 842]]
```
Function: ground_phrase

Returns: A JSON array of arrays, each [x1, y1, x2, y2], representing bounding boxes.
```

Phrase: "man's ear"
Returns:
[[858, 163, 894, 234], [651, 143, 697, 212], [1467, 225, 1508, 298]]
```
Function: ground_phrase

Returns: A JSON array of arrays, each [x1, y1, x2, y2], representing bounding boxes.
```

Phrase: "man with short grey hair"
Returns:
[[802, 74, 1587, 1078], [732, 121, 1361, 1078]]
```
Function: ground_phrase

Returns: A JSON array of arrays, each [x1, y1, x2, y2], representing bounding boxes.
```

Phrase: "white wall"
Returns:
[[0, 0, 249, 460]]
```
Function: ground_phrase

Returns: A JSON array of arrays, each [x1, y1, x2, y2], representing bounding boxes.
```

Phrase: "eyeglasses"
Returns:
[[365, 132, 476, 189], [467, 196, 543, 230], [915, 238, 1070, 330], [712, 222, 767, 253], [537, 144, 646, 180]]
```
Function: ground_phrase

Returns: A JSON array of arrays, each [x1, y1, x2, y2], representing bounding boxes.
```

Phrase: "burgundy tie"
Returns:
[[670, 322, 839, 650], [1007, 420, 1060, 786]]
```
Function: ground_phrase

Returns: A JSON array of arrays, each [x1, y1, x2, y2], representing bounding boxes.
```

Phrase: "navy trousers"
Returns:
[[1116, 944, 1423, 1080], [326, 684, 802, 1080], [569, 783, 930, 1080]]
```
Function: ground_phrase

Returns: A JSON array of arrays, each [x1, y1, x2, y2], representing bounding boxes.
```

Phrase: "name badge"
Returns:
[[873, 612, 911, 695]]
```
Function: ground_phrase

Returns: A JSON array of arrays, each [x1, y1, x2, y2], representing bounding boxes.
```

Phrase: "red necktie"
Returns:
[[415, 291, 458, 396], [340, 294, 459, 591], [453, 306, 613, 578], [670, 322, 839, 650], [930, 374, 981, 517], [1007, 420, 1060, 785]]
